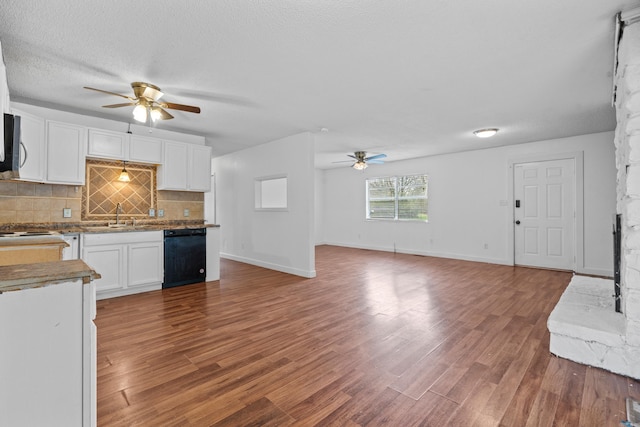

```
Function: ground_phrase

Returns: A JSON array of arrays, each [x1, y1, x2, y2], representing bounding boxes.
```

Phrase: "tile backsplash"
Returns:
[[0, 164, 204, 225], [0, 181, 82, 223], [83, 160, 156, 220]]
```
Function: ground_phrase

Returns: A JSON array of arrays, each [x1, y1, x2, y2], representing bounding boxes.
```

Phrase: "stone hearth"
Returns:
[[548, 12, 640, 380]]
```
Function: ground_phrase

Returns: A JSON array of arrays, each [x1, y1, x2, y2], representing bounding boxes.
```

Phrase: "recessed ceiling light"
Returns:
[[473, 128, 499, 138]]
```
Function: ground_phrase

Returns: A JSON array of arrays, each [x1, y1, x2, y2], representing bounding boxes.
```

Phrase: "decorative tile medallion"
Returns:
[[82, 160, 156, 220]]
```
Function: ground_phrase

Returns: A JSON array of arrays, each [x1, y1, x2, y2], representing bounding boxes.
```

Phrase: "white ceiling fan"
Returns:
[[334, 151, 387, 170]]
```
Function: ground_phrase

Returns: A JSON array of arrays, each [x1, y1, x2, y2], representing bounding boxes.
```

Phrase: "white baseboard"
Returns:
[[321, 241, 512, 266], [220, 252, 316, 278]]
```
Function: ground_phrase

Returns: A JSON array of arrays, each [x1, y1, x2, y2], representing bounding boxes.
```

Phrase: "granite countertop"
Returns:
[[0, 221, 220, 234], [0, 259, 101, 293], [0, 236, 69, 247]]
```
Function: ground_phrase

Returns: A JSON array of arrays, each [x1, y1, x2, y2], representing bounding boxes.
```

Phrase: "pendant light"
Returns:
[[118, 161, 131, 182]]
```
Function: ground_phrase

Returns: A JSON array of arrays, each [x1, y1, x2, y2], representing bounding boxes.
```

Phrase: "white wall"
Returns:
[[315, 169, 324, 245], [321, 132, 616, 276], [213, 132, 316, 278]]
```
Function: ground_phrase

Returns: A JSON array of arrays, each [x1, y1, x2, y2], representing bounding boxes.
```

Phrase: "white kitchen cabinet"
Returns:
[[81, 231, 163, 299], [87, 130, 163, 165], [128, 241, 163, 287], [46, 120, 87, 185], [0, 43, 7, 159], [11, 109, 46, 182], [158, 141, 211, 191], [189, 144, 213, 191], [158, 140, 188, 190], [0, 277, 97, 427], [87, 128, 127, 160], [129, 134, 163, 164], [82, 243, 125, 293]]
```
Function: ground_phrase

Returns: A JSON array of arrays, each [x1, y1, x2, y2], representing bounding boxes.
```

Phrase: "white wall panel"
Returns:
[[321, 132, 616, 276]]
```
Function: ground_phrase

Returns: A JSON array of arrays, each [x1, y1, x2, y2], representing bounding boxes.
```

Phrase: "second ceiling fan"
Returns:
[[84, 81, 201, 123], [336, 151, 387, 170]]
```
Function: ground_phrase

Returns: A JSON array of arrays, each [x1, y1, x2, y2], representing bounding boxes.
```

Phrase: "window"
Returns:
[[366, 174, 428, 221], [255, 175, 288, 210]]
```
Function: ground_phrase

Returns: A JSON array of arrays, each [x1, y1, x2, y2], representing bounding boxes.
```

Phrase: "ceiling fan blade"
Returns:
[[365, 153, 387, 161], [367, 160, 385, 164], [160, 102, 201, 114], [332, 160, 355, 163], [102, 102, 135, 108], [157, 107, 174, 120], [347, 154, 358, 159], [84, 86, 134, 101]]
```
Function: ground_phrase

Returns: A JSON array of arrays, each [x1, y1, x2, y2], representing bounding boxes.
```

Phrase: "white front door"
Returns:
[[514, 158, 575, 271]]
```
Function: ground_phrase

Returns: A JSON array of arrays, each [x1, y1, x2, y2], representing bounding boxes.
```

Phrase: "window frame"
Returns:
[[365, 174, 428, 222]]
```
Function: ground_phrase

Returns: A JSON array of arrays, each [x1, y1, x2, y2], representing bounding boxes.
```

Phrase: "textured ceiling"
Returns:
[[0, 0, 637, 168]]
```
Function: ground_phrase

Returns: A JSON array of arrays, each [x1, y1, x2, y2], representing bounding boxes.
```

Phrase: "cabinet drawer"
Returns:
[[82, 230, 162, 246]]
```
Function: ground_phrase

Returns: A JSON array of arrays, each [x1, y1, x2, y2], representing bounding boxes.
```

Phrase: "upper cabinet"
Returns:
[[10, 102, 209, 192], [10, 110, 85, 185], [1, 41, 9, 151], [87, 129, 162, 165], [46, 121, 87, 185], [188, 144, 213, 192], [128, 135, 162, 164], [12, 109, 46, 182], [87, 129, 127, 160], [157, 141, 211, 192]]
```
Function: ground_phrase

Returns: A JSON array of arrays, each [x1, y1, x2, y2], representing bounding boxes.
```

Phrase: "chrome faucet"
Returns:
[[116, 203, 123, 224]]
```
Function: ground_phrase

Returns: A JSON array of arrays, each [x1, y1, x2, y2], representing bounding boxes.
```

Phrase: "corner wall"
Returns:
[[614, 21, 640, 349], [212, 132, 316, 278], [321, 132, 616, 276]]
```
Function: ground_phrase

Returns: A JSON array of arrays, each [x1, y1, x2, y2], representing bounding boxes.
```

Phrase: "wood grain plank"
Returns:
[[94, 245, 639, 426]]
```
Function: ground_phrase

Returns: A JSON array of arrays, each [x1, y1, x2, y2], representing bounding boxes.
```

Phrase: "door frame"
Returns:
[[507, 151, 584, 273]]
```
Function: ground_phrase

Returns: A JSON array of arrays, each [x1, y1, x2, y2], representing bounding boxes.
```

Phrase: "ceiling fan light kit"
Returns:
[[132, 103, 148, 122], [473, 128, 499, 138], [84, 82, 200, 125], [353, 161, 368, 170]]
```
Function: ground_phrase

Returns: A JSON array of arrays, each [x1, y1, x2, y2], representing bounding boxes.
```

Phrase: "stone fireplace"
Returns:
[[547, 12, 640, 380]]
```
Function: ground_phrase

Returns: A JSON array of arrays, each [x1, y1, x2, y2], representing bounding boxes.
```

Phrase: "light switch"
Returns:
[[63, 208, 72, 218], [183, 209, 190, 217], [149, 208, 155, 217], [158, 209, 164, 218]]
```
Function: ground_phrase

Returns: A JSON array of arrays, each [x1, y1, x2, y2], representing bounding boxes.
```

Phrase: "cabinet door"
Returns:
[[13, 110, 46, 182], [87, 128, 127, 160], [128, 241, 163, 287], [82, 244, 125, 293], [46, 121, 87, 185], [129, 135, 162, 164], [157, 140, 188, 190], [0, 280, 84, 426], [188, 144, 212, 191]]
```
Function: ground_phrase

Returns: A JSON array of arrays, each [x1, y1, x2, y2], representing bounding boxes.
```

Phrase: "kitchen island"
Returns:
[[0, 260, 100, 427]]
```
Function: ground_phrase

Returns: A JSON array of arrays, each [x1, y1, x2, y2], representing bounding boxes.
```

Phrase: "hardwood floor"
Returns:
[[96, 245, 640, 426]]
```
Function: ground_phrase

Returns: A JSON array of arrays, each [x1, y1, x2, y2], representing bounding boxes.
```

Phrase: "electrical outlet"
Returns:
[[158, 209, 164, 218], [183, 208, 190, 217], [63, 208, 72, 218], [149, 208, 155, 217]]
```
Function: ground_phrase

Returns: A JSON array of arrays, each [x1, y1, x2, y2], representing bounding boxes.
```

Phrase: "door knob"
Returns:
[[515, 220, 521, 225]]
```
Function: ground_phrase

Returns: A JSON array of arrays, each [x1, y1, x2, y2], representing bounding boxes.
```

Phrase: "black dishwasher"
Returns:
[[163, 228, 206, 288]]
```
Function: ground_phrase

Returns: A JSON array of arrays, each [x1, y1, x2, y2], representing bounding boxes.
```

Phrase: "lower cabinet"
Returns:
[[82, 231, 163, 299], [0, 279, 96, 427]]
